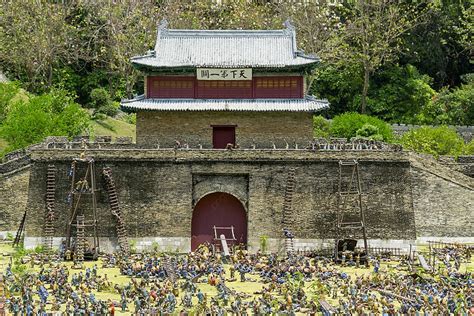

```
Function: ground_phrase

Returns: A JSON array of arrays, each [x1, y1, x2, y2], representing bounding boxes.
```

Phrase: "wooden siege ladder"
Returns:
[[282, 167, 296, 253], [102, 167, 129, 254], [75, 215, 85, 263], [335, 160, 368, 261], [65, 158, 100, 259], [43, 164, 56, 251], [12, 211, 27, 248]]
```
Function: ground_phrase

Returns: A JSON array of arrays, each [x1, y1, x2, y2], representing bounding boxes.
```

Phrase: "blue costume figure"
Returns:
[[89, 293, 96, 305], [373, 260, 380, 273], [120, 296, 127, 312], [197, 289, 205, 304], [166, 292, 176, 312], [37, 285, 49, 304], [134, 296, 141, 314]]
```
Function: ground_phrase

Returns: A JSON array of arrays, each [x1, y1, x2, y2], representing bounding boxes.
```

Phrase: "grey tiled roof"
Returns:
[[121, 95, 329, 112], [131, 20, 319, 69]]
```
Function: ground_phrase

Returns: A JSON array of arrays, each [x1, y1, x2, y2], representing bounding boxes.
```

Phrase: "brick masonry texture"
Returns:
[[136, 111, 313, 148], [15, 148, 472, 252], [0, 169, 30, 233]]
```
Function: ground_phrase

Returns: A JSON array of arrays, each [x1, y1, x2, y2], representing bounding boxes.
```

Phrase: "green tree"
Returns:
[[401, 0, 472, 89], [329, 112, 393, 141], [367, 64, 435, 123], [417, 74, 474, 125], [334, 1, 431, 113], [400, 126, 465, 158], [164, 0, 279, 30], [0, 2, 78, 93], [1, 89, 90, 151], [310, 60, 364, 115]]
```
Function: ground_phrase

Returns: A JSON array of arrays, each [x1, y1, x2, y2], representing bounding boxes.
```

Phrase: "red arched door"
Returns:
[[191, 192, 247, 251]]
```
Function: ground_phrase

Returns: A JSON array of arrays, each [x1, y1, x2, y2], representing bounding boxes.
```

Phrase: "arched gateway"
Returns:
[[191, 192, 247, 251]]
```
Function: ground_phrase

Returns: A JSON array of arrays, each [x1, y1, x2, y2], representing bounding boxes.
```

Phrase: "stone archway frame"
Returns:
[[192, 173, 249, 211]]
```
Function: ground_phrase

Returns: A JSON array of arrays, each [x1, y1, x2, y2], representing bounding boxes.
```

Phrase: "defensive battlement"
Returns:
[[30, 136, 407, 163], [38, 135, 402, 150]]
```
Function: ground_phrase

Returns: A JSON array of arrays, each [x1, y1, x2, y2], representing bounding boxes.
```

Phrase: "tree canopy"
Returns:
[[0, 0, 472, 126]]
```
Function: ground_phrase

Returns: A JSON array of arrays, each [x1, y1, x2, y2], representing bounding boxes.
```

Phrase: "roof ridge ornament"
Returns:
[[283, 19, 297, 57], [155, 19, 169, 51], [283, 19, 295, 32], [158, 19, 169, 31]]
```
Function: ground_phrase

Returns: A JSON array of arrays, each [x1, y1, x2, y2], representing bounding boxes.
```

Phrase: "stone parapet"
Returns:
[[30, 147, 410, 163]]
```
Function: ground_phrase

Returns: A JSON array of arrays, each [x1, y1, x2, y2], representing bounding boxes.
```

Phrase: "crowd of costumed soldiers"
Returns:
[[0, 240, 472, 315]]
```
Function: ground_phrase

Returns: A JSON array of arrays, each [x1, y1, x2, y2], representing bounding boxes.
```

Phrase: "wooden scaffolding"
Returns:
[[65, 157, 99, 261]]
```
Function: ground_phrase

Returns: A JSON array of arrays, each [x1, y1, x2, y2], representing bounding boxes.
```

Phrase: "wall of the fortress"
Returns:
[[22, 149, 423, 252], [0, 169, 30, 237], [136, 111, 313, 148], [411, 167, 474, 240]]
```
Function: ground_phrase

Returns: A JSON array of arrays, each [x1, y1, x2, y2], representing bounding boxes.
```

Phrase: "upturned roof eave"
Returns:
[[130, 60, 320, 73], [120, 95, 329, 113]]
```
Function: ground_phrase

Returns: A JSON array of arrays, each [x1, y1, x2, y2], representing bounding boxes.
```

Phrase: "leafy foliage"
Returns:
[[367, 65, 435, 123], [0, 89, 90, 151], [311, 61, 364, 116], [400, 126, 465, 158], [464, 140, 474, 155], [313, 115, 331, 138], [417, 74, 474, 125], [0, 81, 21, 124], [88, 88, 111, 109], [356, 124, 384, 141], [400, 1, 472, 89], [0, 0, 471, 129], [330, 113, 393, 141]]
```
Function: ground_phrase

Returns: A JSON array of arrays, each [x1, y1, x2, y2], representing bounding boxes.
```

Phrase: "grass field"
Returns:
[[89, 116, 136, 142], [0, 243, 472, 314]]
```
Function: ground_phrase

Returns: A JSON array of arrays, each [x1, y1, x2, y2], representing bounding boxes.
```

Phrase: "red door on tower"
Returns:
[[212, 126, 236, 149]]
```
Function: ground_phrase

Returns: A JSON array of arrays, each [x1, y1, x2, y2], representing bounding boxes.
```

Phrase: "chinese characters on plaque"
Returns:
[[197, 68, 252, 80]]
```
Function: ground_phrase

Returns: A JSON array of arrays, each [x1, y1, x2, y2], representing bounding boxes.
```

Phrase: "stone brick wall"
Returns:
[[14, 148, 474, 252], [0, 168, 30, 235], [439, 156, 474, 178], [22, 149, 419, 251], [411, 167, 474, 238], [136, 111, 313, 148]]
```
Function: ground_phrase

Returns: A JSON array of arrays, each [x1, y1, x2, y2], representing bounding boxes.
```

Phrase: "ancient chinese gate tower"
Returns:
[[122, 20, 328, 149], [121, 20, 328, 250]]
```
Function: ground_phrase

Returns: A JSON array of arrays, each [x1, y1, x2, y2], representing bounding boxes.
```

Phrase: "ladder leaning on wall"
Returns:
[[334, 160, 369, 262], [282, 167, 296, 253], [102, 167, 129, 254]]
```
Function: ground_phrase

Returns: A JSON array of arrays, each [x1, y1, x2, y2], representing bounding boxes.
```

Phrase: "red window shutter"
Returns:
[[147, 76, 195, 98], [254, 76, 303, 98]]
